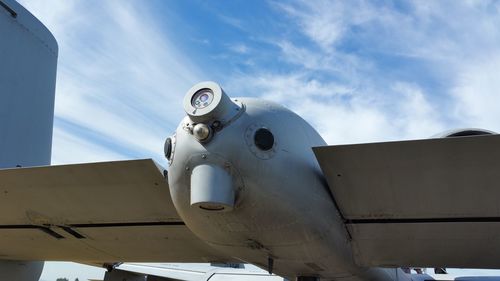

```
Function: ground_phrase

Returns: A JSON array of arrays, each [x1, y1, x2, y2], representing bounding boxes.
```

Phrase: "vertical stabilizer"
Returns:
[[0, 0, 58, 168]]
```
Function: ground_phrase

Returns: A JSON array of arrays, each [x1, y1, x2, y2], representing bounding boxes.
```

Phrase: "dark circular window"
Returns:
[[254, 128, 274, 151], [164, 137, 172, 160]]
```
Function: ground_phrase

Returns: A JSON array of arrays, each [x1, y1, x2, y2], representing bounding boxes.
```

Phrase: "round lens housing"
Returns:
[[191, 89, 214, 109]]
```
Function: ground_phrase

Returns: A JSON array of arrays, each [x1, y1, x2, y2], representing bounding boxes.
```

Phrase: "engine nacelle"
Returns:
[[433, 128, 496, 138]]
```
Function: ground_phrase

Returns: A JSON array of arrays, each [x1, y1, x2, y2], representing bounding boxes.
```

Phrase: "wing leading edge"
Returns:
[[313, 134, 500, 268], [0, 159, 231, 263]]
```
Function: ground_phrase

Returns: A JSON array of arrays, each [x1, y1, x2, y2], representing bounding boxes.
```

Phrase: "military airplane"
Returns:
[[2, 1, 500, 281]]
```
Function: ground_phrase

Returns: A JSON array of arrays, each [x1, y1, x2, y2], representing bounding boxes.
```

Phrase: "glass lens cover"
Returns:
[[191, 89, 214, 109]]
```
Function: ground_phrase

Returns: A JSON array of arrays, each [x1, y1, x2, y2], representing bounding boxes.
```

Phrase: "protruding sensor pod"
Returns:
[[183, 81, 240, 123], [190, 164, 234, 211]]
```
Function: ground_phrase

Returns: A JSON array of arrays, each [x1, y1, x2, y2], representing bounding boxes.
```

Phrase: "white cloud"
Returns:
[[19, 0, 500, 159], [51, 126, 128, 165], [451, 55, 500, 132], [391, 82, 445, 139], [19, 0, 202, 166], [228, 43, 250, 54], [273, 0, 375, 51], [18, 0, 500, 157], [249, 0, 500, 144], [230, 74, 445, 144], [274, 0, 500, 63], [219, 14, 245, 30]]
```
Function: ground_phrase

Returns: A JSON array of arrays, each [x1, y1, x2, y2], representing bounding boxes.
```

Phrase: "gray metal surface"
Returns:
[[0, 0, 57, 168], [349, 222, 500, 268], [0, 159, 231, 262], [314, 134, 500, 268], [314, 134, 500, 219], [190, 164, 235, 211]]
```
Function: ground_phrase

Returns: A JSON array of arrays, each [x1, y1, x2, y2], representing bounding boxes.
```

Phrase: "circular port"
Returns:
[[164, 137, 172, 160], [254, 128, 274, 151]]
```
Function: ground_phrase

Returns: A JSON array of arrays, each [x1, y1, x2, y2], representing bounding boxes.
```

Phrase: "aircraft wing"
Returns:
[[0, 159, 231, 263], [314, 134, 500, 268]]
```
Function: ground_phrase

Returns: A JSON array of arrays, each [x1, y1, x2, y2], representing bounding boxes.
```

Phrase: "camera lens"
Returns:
[[191, 89, 214, 109]]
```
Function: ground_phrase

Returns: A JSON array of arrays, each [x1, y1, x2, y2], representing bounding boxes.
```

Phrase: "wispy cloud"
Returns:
[[19, 0, 203, 165], [19, 0, 500, 156], [218, 14, 245, 30], [52, 124, 129, 164], [229, 73, 444, 144], [272, 0, 375, 51], [230, 0, 500, 144], [228, 43, 250, 54], [451, 54, 500, 129]]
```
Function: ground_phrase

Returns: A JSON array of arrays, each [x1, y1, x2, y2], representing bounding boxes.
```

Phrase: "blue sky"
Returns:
[[20, 0, 500, 166], [15, 0, 500, 280]]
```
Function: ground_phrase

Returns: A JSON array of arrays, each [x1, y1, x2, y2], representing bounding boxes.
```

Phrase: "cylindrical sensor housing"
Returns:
[[183, 81, 239, 123], [190, 164, 234, 211]]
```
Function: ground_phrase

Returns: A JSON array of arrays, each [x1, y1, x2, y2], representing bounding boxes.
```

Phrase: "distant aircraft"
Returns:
[[2, 1, 500, 281]]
